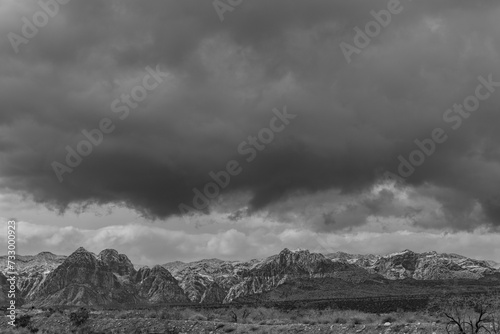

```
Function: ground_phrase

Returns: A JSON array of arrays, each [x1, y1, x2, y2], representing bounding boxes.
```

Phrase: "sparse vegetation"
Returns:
[[14, 314, 39, 333], [429, 294, 500, 334], [15, 314, 32, 328], [69, 307, 90, 327], [2, 296, 500, 334]]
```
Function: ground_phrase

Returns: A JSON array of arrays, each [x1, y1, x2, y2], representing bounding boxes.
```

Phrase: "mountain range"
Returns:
[[1, 248, 499, 307]]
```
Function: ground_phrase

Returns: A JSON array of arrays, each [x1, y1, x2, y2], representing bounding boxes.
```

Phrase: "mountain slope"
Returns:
[[487, 260, 500, 270], [164, 258, 257, 303], [0, 272, 9, 307], [223, 248, 372, 303], [29, 247, 126, 306], [28, 247, 188, 306], [132, 266, 189, 303], [98, 249, 135, 276], [0, 252, 67, 301], [4, 247, 498, 307], [327, 250, 496, 280]]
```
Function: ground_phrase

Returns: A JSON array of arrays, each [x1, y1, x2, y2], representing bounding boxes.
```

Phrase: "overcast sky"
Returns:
[[1, 0, 500, 265]]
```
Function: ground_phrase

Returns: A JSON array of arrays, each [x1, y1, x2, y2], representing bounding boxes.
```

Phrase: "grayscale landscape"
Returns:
[[1, 0, 500, 333]]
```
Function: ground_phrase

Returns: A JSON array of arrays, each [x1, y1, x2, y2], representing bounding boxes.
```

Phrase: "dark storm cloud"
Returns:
[[1, 0, 500, 228]]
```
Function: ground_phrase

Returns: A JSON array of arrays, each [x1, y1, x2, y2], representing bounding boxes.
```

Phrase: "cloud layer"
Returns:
[[1, 0, 500, 231], [2, 218, 500, 265]]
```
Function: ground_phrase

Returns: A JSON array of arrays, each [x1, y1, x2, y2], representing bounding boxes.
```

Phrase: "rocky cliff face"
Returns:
[[29, 247, 123, 306], [0, 272, 8, 306], [199, 282, 227, 304], [326, 251, 379, 267], [164, 258, 256, 303], [132, 266, 189, 304], [223, 249, 369, 303], [0, 252, 67, 301], [488, 260, 500, 270], [6, 247, 499, 307], [327, 249, 496, 280], [27, 247, 188, 306], [98, 249, 135, 276], [0, 252, 67, 276]]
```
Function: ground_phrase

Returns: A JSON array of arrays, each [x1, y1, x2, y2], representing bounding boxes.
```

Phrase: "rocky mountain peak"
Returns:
[[223, 248, 367, 303], [98, 249, 135, 276], [134, 265, 175, 282], [8, 247, 499, 308], [367, 249, 496, 280], [29, 247, 118, 306], [27, 247, 188, 306], [132, 265, 189, 304], [98, 249, 119, 258], [151, 265, 176, 278], [66, 247, 98, 265], [279, 248, 292, 255], [35, 252, 58, 260], [386, 249, 416, 257], [277, 248, 325, 267], [150, 265, 171, 274], [278, 248, 315, 259]]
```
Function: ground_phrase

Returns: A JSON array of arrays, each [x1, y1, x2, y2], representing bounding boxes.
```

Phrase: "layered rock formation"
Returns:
[[132, 265, 188, 303], [98, 249, 135, 276], [327, 249, 496, 280], [223, 248, 370, 303], [3, 247, 498, 307], [0, 251, 67, 301], [26, 247, 188, 306], [164, 258, 257, 303]]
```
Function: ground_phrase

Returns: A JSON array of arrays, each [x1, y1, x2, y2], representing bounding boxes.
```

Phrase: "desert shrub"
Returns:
[[69, 307, 90, 327], [15, 314, 32, 328], [227, 308, 252, 323], [205, 311, 218, 321], [164, 327, 180, 334], [365, 316, 375, 323], [405, 316, 416, 323], [334, 316, 347, 324], [158, 309, 168, 319], [45, 308, 53, 317], [392, 324, 406, 332], [241, 308, 251, 323], [14, 314, 39, 333], [146, 310, 157, 318]]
